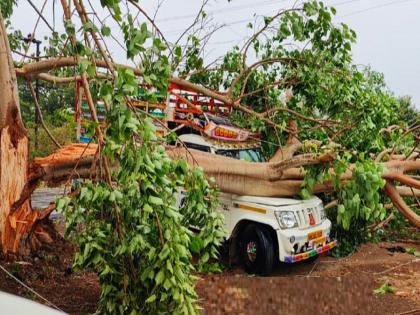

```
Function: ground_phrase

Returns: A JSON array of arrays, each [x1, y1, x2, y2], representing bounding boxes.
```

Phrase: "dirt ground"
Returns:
[[196, 242, 420, 315], [0, 235, 419, 315]]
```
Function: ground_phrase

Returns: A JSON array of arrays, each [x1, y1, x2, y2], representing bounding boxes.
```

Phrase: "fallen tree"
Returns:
[[27, 137, 420, 229], [1, 0, 420, 256]]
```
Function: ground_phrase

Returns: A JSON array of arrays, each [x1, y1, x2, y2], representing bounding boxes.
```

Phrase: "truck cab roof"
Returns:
[[178, 133, 265, 162], [178, 133, 261, 151]]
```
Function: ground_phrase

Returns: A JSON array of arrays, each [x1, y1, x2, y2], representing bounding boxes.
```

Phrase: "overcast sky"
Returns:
[[10, 0, 420, 110]]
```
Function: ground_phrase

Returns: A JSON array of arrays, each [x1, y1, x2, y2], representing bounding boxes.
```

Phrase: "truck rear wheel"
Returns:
[[240, 224, 274, 275]]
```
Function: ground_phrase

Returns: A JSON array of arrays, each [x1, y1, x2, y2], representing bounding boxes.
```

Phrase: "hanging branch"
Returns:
[[227, 57, 300, 97], [240, 8, 302, 67], [27, 80, 62, 149], [15, 57, 292, 131], [74, 0, 115, 78]]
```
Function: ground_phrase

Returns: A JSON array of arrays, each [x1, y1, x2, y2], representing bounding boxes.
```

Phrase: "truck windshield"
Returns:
[[216, 148, 265, 162]]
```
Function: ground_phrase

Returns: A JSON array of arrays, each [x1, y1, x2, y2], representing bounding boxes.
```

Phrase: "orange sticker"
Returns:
[[307, 230, 322, 241]]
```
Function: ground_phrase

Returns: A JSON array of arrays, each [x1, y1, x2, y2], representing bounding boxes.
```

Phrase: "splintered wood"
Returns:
[[34, 143, 98, 166], [0, 126, 34, 254], [32, 143, 99, 187]]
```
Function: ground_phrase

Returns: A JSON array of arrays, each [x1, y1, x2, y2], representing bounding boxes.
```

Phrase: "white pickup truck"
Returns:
[[178, 134, 337, 275]]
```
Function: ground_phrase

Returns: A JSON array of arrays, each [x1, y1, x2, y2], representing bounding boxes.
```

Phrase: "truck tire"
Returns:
[[240, 224, 274, 275]]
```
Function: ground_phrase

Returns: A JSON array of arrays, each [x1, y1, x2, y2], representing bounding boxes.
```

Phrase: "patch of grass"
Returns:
[[374, 282, 395, 295], [405, 248, 420, 257]]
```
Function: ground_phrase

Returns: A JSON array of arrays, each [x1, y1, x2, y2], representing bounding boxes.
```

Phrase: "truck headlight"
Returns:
[[275, 211, 298, 229]]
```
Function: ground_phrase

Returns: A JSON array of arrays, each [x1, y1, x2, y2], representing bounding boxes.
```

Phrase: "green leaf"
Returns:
[[145, 294, 156, 303], [300, 188, 310, 200], [190, 236, 204, 254], [113, 190, 123, 200], [174, 46, 182, 58], [155, 270, 165, 285], [149, 196, 163, 205], [159, 245, 170, 260], [166, 260, 173, 274], [200, 252, 210, 264], [79, 59, 92, 73], [64, 20, 76, 35], [87, 64, 96, 77], [83, 21, 97, 32], [163, 278, 172, 291], [143, 204, 153, 213], [56, 197, 69, 211], [101, 25, 111, 36]]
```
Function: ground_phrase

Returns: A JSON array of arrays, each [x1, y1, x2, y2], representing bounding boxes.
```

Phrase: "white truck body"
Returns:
[[178, 134, 336, 273], [220, 193, 335, 263]]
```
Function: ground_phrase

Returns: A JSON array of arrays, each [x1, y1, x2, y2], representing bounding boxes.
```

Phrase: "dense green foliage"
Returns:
[[181, 2, 411, 156], [58, 114, 224, 314], [0, 0, 16, 18], [336, 160, 386, 230], [54, 6, 226, 311], [57, 67, 225, 314]]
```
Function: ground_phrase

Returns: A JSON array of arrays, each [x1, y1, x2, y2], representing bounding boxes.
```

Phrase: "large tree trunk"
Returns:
[[0, 12, 34, 255], [0, 13, 56, 255], [31, 142, 420, 229]]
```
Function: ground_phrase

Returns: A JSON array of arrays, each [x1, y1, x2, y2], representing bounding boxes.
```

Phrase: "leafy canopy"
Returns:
[[174, 1, 416, 254]]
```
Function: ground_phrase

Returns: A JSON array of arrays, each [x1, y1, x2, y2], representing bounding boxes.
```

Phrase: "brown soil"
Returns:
[[0, 239, 419, 315], [0, 236, 99, 314], [197, 242, 420, 315]]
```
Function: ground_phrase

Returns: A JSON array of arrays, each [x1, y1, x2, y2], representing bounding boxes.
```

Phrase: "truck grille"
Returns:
[[296, 205, 322, 229]]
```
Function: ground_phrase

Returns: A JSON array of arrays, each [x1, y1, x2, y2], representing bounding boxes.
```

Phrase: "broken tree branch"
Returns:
[[27, 80, 62, 148], [384, 181, 420, 229]]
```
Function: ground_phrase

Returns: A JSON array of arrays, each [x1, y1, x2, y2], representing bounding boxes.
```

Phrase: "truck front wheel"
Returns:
[[240, 224, 274, 275]]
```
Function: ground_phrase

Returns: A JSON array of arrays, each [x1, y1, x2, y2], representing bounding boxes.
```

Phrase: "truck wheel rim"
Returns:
[[246, 241, 257, 262]]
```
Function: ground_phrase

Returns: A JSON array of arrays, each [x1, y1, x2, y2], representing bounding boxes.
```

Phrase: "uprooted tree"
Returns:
[[1, 0, 419, 313]]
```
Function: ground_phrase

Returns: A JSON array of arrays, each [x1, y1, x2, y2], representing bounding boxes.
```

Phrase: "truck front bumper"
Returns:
[[276, 219, 336, 263], [283, 240, 337, 263]]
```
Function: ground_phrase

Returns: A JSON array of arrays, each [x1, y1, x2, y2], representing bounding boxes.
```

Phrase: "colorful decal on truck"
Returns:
[[284, 240, 337, 263]]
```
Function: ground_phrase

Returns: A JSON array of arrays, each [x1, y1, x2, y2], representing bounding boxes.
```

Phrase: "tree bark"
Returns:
[[37, 144, 420, 203], [269, 120, 301, 162], [0, 12, 34, 255], [385, 182, 420, 228]]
